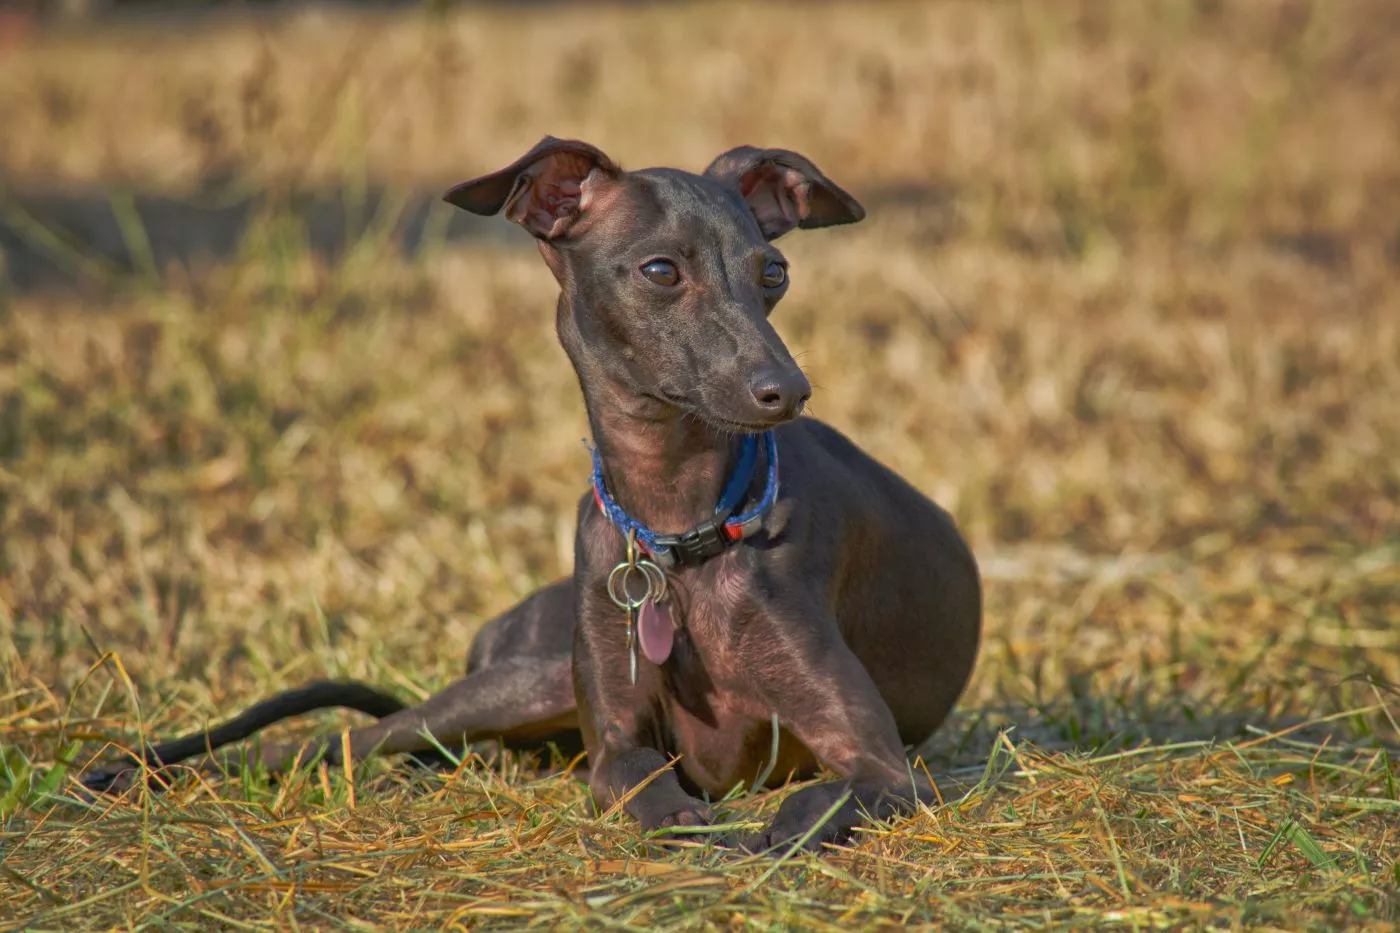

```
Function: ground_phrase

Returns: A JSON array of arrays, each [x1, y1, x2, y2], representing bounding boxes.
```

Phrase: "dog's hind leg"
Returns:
[[82, 655, 579, 792], [79, 681, 410, 793], [247, 653, 579, 772], [80, 580, 580, 793]]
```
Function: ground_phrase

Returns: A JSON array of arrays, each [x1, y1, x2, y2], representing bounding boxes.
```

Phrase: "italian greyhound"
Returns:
[[80, 138, 983, 852]]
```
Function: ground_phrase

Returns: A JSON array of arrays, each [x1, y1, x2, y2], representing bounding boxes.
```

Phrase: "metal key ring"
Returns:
[[637, 560, 668, 602], [607, 561, 653, 611]]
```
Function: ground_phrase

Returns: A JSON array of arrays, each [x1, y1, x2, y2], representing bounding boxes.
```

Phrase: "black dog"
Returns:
[[82, 138, 982, 852]]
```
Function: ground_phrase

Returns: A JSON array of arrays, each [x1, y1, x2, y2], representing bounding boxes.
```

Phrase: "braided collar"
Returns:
[[589, 432, 779, 569]]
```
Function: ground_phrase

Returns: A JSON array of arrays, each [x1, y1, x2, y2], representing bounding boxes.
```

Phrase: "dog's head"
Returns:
[[445, 137, 864, 431]]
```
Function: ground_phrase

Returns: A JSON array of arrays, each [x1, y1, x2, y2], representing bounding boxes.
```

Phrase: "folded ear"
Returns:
[[704, 146, 865, 240], [444, 136, 620, 240]]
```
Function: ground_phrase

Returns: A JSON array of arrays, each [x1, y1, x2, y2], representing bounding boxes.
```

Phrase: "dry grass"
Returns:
[[2, 1, 1399, 929]]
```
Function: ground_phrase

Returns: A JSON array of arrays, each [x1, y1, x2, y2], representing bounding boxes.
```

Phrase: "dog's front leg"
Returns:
[[742, 618, 937, 852], [572, 604, 712, 834], [588, 743, 713, 833]]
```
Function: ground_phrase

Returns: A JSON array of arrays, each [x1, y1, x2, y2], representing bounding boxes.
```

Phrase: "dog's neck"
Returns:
[[582, 374, 741, 536], [555, 278, 753, 538]]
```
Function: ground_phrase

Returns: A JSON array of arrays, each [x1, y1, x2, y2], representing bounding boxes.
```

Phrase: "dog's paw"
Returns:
[[652, 804, 713, 831], [638, 799, 713, 836], [738, 819, 853, 855], [741, 786, 864, 855]]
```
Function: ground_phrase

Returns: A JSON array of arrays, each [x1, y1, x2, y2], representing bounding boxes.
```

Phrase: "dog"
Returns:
[[81, 137, 982, 852]]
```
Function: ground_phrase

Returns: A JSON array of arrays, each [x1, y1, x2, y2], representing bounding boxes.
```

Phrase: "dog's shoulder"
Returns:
[[778, 418, 961, 524], [778, 417, 895, 482], [778, 417, 861, 461]]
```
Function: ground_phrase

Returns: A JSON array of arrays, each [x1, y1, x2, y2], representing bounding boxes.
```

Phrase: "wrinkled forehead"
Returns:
[[588, 168, 768, 251]]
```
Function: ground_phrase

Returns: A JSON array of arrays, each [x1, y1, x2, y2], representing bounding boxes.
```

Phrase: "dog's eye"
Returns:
[[640, 260, 680, 287], [762, 262, 787, 289]]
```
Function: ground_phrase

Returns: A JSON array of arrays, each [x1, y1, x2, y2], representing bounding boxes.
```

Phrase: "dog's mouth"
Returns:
[[707, 414, 787, 433], [655, 390, 797, 433]]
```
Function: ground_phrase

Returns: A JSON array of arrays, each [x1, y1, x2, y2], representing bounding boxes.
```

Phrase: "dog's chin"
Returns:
[[705, 413, 795, 434], [656, 392, 799, 434]]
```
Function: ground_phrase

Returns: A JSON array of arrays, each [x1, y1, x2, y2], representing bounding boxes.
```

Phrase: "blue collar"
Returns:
[[590, 432, 780, 569]]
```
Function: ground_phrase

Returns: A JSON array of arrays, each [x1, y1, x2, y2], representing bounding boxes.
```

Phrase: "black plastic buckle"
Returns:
[[653, 519, 731, 568]]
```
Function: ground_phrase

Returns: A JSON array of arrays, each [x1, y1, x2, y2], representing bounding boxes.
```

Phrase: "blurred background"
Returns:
[[1, 0, 1397, 752]]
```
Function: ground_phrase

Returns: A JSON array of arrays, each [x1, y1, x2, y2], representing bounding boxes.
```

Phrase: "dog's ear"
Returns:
[[704, 146, 865, 240], [444, 137, 620, 240]]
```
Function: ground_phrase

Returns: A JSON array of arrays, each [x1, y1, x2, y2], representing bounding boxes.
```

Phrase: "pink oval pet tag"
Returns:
[[637, 599, 675, 666]]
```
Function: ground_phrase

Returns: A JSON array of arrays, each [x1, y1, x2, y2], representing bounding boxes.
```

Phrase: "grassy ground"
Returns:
[[2, 1, 1399, 929]]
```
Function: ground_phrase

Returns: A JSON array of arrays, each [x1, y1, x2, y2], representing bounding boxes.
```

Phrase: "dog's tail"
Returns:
[[79, 680, 407, 794]]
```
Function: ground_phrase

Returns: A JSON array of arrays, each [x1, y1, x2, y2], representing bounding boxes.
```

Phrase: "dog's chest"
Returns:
[[653, 568, 816, 793]]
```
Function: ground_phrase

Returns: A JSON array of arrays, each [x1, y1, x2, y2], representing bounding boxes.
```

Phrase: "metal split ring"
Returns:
[[643, 561, 667, 602], [607, 558, 668, 610]]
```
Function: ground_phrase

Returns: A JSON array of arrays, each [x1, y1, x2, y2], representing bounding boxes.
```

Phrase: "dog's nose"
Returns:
[[748, 367, 812, 422]]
